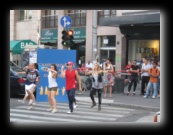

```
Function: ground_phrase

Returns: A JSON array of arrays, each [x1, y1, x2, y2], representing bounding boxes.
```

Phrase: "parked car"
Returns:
[[10, 66, 26, 97]]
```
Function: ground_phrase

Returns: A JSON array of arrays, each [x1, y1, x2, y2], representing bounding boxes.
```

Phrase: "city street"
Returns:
[[10, 96, 157, 123]]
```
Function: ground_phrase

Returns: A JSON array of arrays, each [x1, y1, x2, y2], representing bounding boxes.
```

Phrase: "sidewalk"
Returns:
[[75, 82, 160, 112]]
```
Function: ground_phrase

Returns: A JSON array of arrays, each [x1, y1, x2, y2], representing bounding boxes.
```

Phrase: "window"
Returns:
[[19, 10, 32, 20], [100, 36, 116, 47], [42, 10, 58, 28], [66, 10, 86, 26]]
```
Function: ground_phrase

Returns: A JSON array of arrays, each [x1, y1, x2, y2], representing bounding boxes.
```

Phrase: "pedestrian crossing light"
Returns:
[[61, 29, 74, 47]]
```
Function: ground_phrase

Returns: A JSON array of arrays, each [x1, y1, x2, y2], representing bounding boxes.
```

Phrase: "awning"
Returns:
[[10, 40, 37, 54], [100, 13, 160, 39], [100, 13, 160, 26]]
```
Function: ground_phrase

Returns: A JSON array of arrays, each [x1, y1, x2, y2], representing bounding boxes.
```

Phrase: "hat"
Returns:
[[66, 61, 74, 66]]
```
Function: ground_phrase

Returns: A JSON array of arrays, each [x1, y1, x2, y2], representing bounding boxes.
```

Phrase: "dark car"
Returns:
[[10, 66, 26, 97]]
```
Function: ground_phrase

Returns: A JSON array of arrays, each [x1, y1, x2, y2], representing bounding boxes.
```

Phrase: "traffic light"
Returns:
[[61, 29, 74, 47]]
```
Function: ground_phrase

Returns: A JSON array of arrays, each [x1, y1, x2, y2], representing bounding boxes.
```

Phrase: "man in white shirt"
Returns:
[[140, 58, 151, 95], [86, 60, 93, 70]]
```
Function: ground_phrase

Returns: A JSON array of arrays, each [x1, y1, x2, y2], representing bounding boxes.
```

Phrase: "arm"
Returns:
[[130, 67, 139, 73], [51, 69, 58, 79], [60, 65, 66, 78], [23, 66, 29, 72]]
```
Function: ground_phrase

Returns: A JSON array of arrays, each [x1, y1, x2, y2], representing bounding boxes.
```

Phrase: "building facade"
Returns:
[[10, 10, 160, 71]]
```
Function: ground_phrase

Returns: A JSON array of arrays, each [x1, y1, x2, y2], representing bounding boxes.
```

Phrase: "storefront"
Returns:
[[10, 40, 37, 66], [100, 12, 160, 67]]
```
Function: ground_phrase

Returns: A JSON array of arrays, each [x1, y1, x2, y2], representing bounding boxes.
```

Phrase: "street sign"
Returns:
[[60, 15, 72, 28]]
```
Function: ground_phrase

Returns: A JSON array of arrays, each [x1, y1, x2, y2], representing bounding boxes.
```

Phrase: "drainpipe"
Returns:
[[92, 10, 97, 64]]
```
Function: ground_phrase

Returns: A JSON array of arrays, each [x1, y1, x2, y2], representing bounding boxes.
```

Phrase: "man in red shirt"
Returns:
[[60, 61, 82, 114]]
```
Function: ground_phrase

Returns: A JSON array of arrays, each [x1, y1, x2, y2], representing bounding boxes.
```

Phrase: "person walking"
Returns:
[[24, 63, 40, 110], [60, 61, 82, 114], [18, 63, 39, 105], [46, 64, 58, 113], [85, 63, 105, 111], [126, 60, 139, 95]]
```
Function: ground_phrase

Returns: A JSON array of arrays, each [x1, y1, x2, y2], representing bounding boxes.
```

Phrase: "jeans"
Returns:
[[141, 76, 150, 94], [66, 88, 76, 112], [128, 76, 138, 92], [145, 82, 158, 97]]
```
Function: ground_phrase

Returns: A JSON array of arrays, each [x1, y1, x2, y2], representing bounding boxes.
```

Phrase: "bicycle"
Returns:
[[76, 71, 92, 94]]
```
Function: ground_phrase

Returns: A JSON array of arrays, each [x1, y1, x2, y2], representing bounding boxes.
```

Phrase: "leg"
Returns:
[[141, 76, 145, 94], [66, 90, 71, 111], [103, 86, 107, 97], [144, 82, 152, 98], [109, 85, 112, 97], [90, 88, 96, 108], [152, 83, 158, 98], [68, 89, 76, 112], [47, 89, 53, 111], [127, 78, 134, 94], [51, 88, 57, 112], [97, 89, 102, 111], [133, 76, 138, 94]]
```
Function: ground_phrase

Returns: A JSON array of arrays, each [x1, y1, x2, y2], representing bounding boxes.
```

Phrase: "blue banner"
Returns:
[[36, 49, 76, 103]]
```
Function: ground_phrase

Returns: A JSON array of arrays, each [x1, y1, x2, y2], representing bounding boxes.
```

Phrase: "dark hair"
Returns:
[[106, 58, 111, 62], [34, 63, 38, 70], [51, 64, 58, 71]]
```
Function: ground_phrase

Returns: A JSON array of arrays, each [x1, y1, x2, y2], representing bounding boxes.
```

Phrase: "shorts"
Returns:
[[25, 84, 36, 96], [48, 87, 58, 91]]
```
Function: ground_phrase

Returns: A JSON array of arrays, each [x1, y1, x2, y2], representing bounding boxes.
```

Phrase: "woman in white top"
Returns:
[[47, 64, 58, 113]]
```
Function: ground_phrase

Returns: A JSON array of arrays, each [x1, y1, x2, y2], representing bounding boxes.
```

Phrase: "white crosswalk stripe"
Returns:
[[10, 101, 135, 123]]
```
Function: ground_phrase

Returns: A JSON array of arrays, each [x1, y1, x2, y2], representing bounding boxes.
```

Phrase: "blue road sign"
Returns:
[[60, 15, 72, 29]]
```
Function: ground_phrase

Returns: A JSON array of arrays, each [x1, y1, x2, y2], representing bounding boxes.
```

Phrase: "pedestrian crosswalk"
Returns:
[[10, 101, 136, 123]]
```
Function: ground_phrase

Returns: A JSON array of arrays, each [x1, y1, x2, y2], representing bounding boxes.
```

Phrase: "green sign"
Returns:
[[41, 29, 58, 43], [41, 27, 86, 43]]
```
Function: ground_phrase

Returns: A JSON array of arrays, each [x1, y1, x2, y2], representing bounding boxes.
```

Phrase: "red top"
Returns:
[[65, 69, 76, 90], [125, 64, 131, 69]]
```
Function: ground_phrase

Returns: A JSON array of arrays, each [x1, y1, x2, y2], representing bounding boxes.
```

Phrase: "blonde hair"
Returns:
[[91, 63, 101, 76]]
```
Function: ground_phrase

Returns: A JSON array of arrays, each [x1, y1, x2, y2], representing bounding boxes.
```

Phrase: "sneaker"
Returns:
[[29, 100, 33, 105], [143, 95, 147, 98], [126, 92, 130, 95], [152, 96, 156, 99], [133, 92, 135, 95], [51, 109, 58, 113], [32, 102, 36, 105], [91, 102, 96, 108], [46, 108, 53, 112], [18, 100, 25, 104], [27, 106, 34, 110], [74, 104, 77, 108], [66, 110, 73, 114], [98, 106, 101, 111]]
